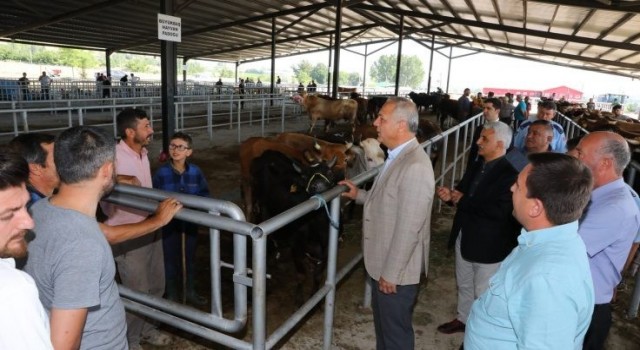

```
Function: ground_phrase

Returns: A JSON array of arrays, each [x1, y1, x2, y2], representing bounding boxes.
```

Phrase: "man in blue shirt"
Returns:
[[465, 153, 595, 350], [458, 88, 471, 120], [8, 133, 59, 207], [574, 131, 640, 349], [513, 100, 567, 153]]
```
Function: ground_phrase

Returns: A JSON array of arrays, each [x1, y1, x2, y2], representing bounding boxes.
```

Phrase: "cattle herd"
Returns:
[[559, 102, 640, 147], [241, 90, 451, 301]]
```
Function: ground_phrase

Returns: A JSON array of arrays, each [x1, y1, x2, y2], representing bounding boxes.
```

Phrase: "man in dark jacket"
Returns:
[[436, 121, 521, 336]]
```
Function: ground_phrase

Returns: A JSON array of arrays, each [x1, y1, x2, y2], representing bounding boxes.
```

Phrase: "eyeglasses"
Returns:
[[168, 144, 190, 151]]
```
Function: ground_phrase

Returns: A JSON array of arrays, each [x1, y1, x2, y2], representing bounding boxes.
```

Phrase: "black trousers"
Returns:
[[583, 303, 611, 350], [369, 276, 419, 350]]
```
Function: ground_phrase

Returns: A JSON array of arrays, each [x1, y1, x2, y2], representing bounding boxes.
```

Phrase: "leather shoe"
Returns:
[[437, 319, 466, 334]]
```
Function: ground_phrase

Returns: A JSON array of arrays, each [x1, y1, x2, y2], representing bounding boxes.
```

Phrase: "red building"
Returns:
[[541, 86, 583, 101], [482, 86, 583, 101], [482, 87, 541, 97]]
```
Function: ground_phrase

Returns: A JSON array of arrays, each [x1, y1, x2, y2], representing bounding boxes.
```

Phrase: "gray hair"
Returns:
[[483, 121, 512, 149], [600, 134, 631, 175], [55, 126, 115, 184], [386, 96, 419, 133]]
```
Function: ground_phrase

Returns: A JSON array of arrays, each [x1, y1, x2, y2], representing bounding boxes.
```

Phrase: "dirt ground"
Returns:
[[119, 115, 640, 349]]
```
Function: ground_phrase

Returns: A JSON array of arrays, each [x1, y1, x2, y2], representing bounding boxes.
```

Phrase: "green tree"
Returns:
[[216, 66, 234, 78], [33, 50, 60, 65], [125, 57, 155, 73], [339, 71, 361, 86], [186, 61, 205, 75], [292, 60, 314, 84], [369, 54, 424, 88], [310, 63, 328, 84], [59, 48, 98, 78]]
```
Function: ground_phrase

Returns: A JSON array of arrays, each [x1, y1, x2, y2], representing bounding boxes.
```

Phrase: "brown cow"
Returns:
[[240, 137, 317, 223], [349, 92, 369, 125], [301, 94, 358, 134], [274, 132, 354, 174]]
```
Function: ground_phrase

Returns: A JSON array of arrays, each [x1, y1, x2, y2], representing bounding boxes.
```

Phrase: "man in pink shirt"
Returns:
[[103, 108, 173, 350]]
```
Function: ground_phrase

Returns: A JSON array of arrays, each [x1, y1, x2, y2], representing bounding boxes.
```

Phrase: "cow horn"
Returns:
[[292, 160, 303, 174], [303, 150, 315, 163], [314, 141, 322, 151], [327, 155, 337, 169], [345, 141, 353, 150]]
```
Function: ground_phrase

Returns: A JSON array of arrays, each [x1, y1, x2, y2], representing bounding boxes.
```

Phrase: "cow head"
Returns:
[[292, 156, 338, 195], [360, 138, 385, 170]]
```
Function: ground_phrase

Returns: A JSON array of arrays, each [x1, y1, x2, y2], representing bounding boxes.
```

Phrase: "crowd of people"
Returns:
[[0, 108, 212, 349], [17, 71, 53, 101], [0, 94, 638, 350], [435, 93, 640, 349]]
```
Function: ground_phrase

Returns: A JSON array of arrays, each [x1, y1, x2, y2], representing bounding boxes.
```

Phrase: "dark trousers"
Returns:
[[369, 276, 419, 350], [583, 303, 611, 350], [162, 220, 199, 281]]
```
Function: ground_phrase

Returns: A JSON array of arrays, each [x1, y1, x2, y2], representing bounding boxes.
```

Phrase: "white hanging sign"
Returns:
[[158, 14, 182, 42]]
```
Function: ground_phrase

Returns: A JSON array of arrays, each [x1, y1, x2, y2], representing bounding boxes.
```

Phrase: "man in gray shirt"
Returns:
[[24, 126, 127, 349]]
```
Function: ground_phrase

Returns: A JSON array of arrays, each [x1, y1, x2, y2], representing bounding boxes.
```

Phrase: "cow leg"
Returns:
[[241, 180, 254, 223], [292, 239, 307, 306]]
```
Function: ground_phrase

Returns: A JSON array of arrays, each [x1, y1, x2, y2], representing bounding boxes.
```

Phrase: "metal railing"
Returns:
[[626, 160, 640, 319], [552, 113, 640, 320], [0, 94, 303, 141], [97, 113, 483, 350]]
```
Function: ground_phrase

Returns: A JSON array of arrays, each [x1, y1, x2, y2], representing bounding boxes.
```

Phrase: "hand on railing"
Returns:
[[152, 197, 183, 226]]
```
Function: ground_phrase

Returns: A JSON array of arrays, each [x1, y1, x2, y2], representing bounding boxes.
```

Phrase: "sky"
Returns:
[[236, 40, 640, 101]]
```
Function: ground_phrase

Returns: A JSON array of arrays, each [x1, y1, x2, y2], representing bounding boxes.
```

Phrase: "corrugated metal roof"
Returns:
[[2, 0, 640, 78]]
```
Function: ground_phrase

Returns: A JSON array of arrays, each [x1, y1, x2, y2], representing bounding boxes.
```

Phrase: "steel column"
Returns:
[[327, 34, 333, 95], [446, 46, 452, 93], [362, 44, 368, 95], [331, 0, 343, 99], [427, 34, 435, 93], [394, 15, 404, 96], [161, 0, 177, 153], [270, 17, 276, 101], [105, 50, 112, 78]]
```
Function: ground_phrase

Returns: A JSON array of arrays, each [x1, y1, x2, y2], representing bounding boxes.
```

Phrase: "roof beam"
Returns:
[[453, 44, 640, 80], [464, 0, 493, 41], [112, 2, 333, 52], [559, 8, 595, 52], [175, 0, 200, 14], [237, 37, 396, 64], [185, 23, 376, 59], [9, 0, 46, 17], [275, 8, 321, 34], [0, 0, 128, 38], [579, 12, 635, 55], [350, 4, 640, 52], [531, 0, 640, 12], [412, 27, 640, 70]]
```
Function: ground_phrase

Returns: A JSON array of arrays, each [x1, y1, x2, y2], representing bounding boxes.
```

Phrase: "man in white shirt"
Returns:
[[38, 72, 52, 100], [0, 150, 52, 349]]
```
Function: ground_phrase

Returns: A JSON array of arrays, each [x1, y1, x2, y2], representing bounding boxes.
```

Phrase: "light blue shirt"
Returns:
[[513, 119, 567, 153], [380, 138, 412, 175], [579, 178, 640, 303], [465, 221, 594, 350], [628, 185, 640, 243]]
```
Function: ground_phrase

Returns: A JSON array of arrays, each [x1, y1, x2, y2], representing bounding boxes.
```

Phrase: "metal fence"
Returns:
[[0, 93, 303, 142], [98, 112, 483, 350]]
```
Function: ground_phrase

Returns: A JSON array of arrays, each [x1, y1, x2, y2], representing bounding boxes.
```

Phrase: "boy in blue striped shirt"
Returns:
[[153, 132, 210, 305]]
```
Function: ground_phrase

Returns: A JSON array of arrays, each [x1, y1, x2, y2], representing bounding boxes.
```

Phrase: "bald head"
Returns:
[[574, 131, 630, 187]]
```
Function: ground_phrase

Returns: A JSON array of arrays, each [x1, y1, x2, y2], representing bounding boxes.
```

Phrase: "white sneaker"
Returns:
[[141, 329, 172, 346]]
